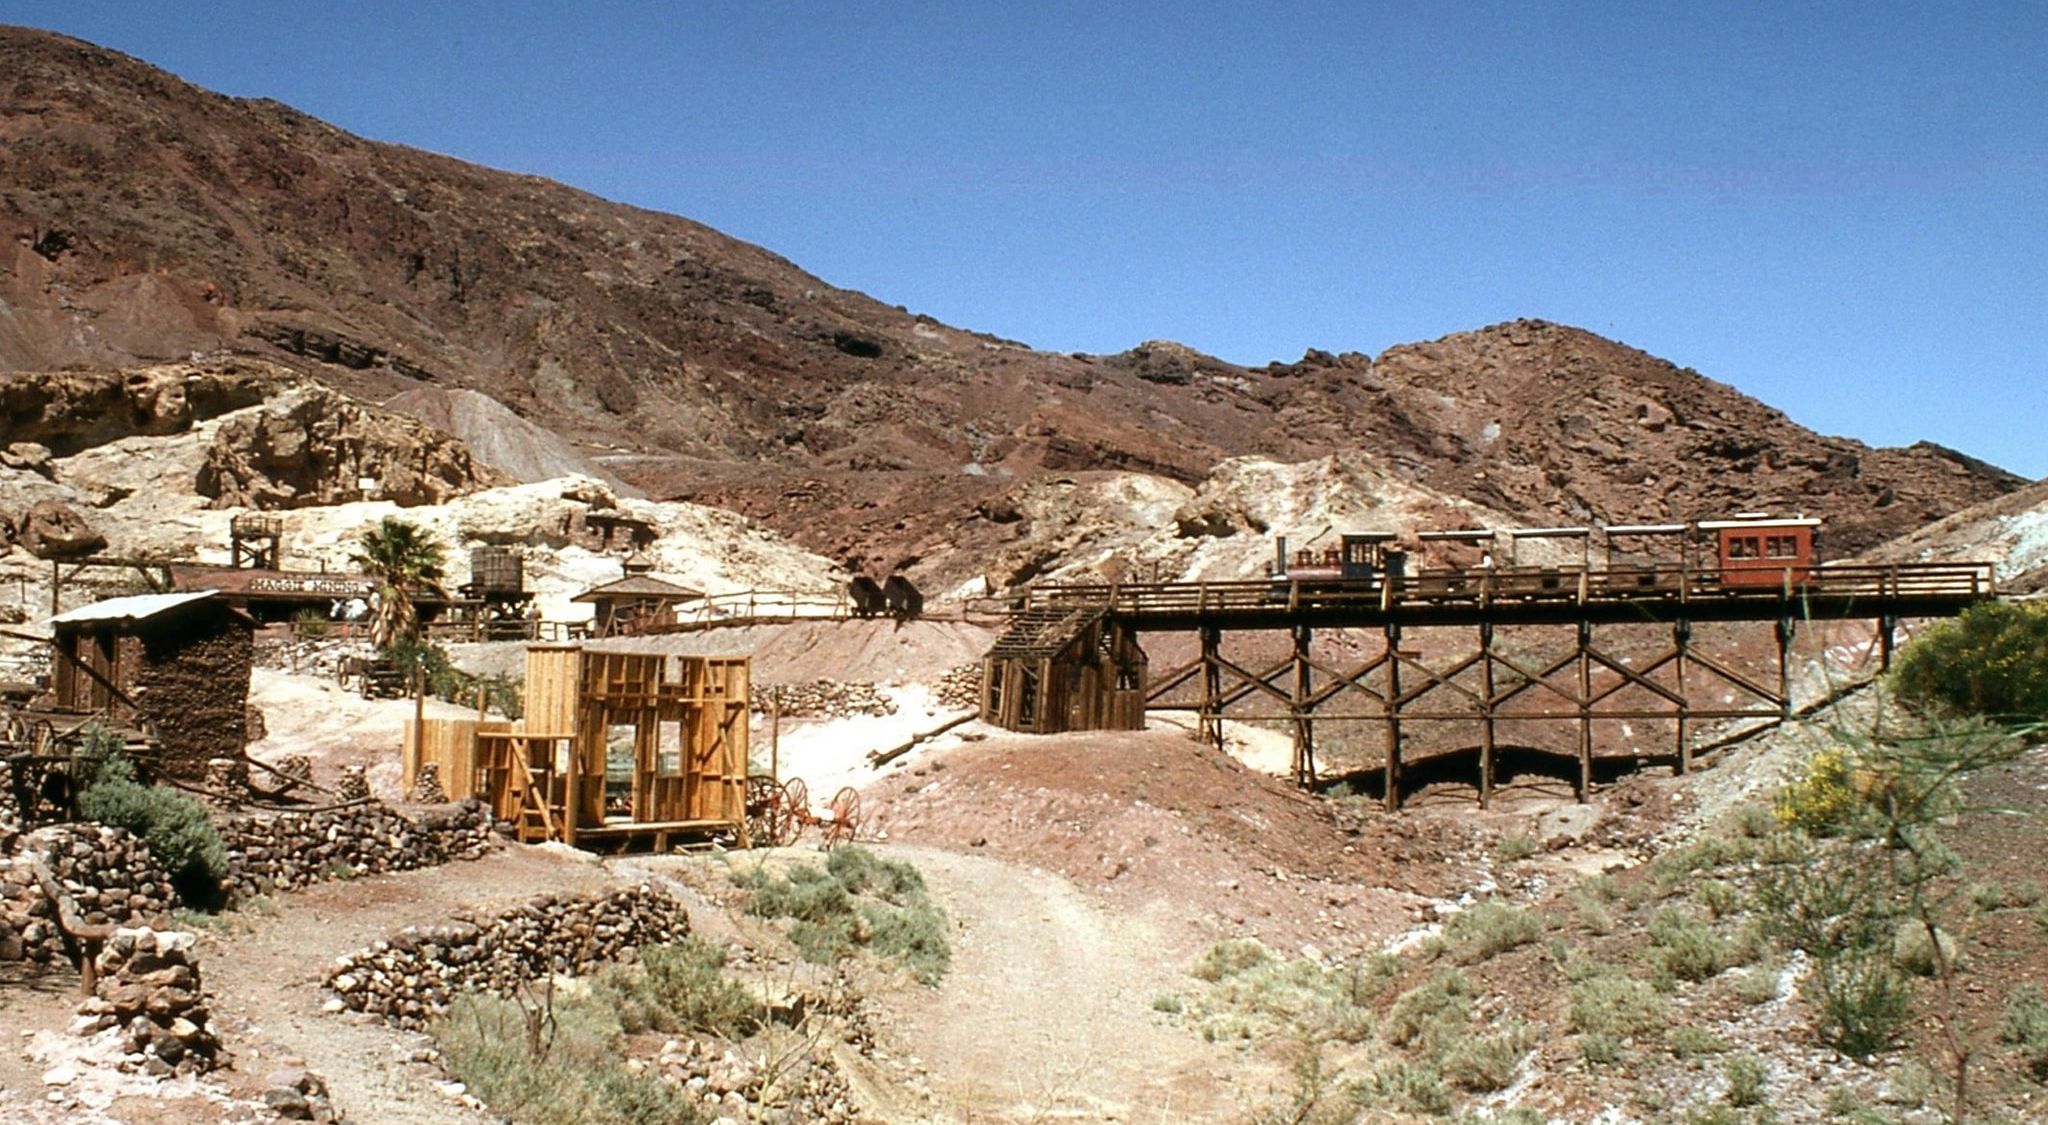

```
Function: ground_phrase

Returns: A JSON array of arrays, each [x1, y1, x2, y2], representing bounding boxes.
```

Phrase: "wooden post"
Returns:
[[1877, 614, 1897, 672], [1384, 622, 1402, 812], [1674, 618, 1691, 776], [1478, 621, 1495, 809], [1290, 624, 1314, 788], [1199, 625, 1223, 750], [1576, 620, 1593, 802], [770, 696, 781, 783], [1776, 616, 1796, 717]]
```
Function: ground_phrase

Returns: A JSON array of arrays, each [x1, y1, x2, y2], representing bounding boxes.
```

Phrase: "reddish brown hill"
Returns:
[[1256, 321, 2023, 553], [0, 26, 2021, 568]]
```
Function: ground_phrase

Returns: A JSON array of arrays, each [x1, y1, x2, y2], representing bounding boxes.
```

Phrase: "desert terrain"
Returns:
[[3, 22, 2047, 1125]]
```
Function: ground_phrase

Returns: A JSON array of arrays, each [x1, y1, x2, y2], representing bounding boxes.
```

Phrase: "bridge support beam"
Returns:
[[1776, 616, 1796, 719], [1478, 622, 1496, 809], [1878, 614, 1898, 672], [1383, 622, 1403, 812], [1674, 618, 1692, 776], [1199, 625, 1223, 750], [1576, 621, 1593, 802], [1290, 624, 1315, 788]]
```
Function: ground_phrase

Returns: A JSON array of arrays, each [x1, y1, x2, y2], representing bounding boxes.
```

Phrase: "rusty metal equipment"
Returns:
[[743, 774, 860, 848]]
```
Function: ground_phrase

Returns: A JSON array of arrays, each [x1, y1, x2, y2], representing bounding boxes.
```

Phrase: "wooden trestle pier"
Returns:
[[979, 562, 1997, 808]]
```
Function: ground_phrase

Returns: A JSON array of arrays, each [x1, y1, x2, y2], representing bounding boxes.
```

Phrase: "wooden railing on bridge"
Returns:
[[1019, 561, 1997, 623]]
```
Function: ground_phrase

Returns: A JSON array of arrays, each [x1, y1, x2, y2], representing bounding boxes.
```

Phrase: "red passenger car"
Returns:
[[1700, 516, 1821, 586]]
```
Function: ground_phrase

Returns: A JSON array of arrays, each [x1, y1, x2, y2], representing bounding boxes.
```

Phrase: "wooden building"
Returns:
[[980, 606, 1146, 733], [405, 644, 749, 852], [572, 557, 703, 637], [45, 590, 255, 777]]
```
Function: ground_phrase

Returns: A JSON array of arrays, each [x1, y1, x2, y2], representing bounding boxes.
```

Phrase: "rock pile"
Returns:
[[217, 798, 493, 898], [324, 884, 689, 1029], [407, 763, 447, 804], [335, 765, 371, 802], [656, 1035, 863, 1123], [260, 1066, 342, 1123], [1, 825, 175, 965], [203, 757, 250, 807], [933, 664, 981, 711], [74, 927, 221, 1074], [755, 679, 896, 719]]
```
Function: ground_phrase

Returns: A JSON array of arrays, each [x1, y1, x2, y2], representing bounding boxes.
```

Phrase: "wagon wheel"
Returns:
[[823, 786, 860, 848], [781, 777, 811, 845], [745, 775, 787, 848]]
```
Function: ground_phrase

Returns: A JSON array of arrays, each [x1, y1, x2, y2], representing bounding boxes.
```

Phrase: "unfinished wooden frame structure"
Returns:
[[408, 644, 749, 851]]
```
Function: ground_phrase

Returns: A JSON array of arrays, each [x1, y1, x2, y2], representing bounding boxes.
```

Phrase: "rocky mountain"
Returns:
[[0, 25, 2024, 582]]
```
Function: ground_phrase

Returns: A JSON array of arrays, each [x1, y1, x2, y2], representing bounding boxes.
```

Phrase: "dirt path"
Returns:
[[199, 844, 621, 1125], [870, 844, 1259, 1123]]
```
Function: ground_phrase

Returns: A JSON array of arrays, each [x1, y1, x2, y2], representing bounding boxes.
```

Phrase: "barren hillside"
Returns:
[[0, 25, 2022, 579]]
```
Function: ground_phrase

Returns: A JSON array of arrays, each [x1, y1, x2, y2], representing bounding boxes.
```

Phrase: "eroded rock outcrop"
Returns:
[[0, 362, 282, 456], [197, 384, 510, 509], [17, 498, 106, 558]]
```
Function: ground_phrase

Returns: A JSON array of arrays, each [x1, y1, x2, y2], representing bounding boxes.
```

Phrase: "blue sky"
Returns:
[[10, 2, 2045, 477]]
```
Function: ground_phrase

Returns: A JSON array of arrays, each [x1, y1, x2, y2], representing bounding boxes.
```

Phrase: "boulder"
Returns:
[[17, 500, 106, 558]]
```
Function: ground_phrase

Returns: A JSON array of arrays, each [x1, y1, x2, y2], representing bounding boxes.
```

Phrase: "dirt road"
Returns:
[[871, 845, 1259, 1123]]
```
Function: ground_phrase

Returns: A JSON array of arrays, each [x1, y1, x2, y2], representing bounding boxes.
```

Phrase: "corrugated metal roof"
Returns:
[[570, 575, 704, 603], [49, 589, 220, 625]]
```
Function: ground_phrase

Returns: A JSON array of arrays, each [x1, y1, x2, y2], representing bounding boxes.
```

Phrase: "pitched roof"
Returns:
[[571, 575, 704, 603], [49, 589, 222, 625]]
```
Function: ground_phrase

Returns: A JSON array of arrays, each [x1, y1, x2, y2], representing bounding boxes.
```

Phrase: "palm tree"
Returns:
[[349, 516, 447, 648]]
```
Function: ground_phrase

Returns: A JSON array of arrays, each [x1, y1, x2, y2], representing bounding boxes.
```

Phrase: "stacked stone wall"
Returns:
[[0, 798, 496, 966], [217, 797, 493, 898], [324, 885, 688, 1028], [0, 824, 174, 964], [754, 679, 896, 718]]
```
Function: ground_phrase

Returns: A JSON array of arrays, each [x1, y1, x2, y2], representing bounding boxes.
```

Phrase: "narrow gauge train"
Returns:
[[1268, 515, 1822, 603]]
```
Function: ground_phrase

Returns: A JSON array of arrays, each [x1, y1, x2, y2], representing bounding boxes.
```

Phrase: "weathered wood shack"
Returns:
[[46, 590, 255, 776], [980, 607, 1146, 733], [572, 574, 704, 637]]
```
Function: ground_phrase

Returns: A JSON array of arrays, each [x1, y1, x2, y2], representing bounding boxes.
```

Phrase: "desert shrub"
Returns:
[[1775, 747, 1861, 835], [1891, 600, 2048, 721], [859, 900, 950, 984], [1669, 1024, 1730, 1059], [1151, 993, 1183, 1014], [291, 607, 329, 638], [1440, 1023, 1536, 1092], [1186, 942, 1388, 1044], [433, 989, 702, 1125], [601, 938, 760, 1037], [1443, 900, 1542, 964], [1890, 920, 1960, 977], [2009, 879, 2045, 908], [1454, 1111, 1544, 1125], [1811, 950, 1913, 1058], [737, 862, 853, 923], [1384, 970, 1475, 1052], [731, 849, 949, 982], [1731, 960, 1783, 1006], [1354, 1059, 1451, 1115], [1648, 908, 1746, 984], [1566, 975, 1670, 1039], [1494, 833, 1539, 863], [1192, 938, 1277, 983], [75, 740, 228, 909], [1693, 878, 1741, 920], [1999, 983, 2048, 1079], [825, 846, 927, 903], [1967, 880, 2008, 912], [1578, 1032, 1623, 1066], [1723, 1054, 1768, 1107]]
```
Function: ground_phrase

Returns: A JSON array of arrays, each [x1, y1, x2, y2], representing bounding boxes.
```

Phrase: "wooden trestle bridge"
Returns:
[[977, 562, 1998, 808]]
